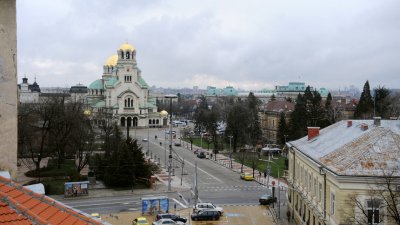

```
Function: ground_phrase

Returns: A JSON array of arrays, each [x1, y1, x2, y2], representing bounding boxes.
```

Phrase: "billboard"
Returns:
[[64, 181, 89, 198]]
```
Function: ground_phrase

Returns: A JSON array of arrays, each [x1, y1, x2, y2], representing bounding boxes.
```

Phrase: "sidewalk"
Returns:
[[180, 141, 295, 225]]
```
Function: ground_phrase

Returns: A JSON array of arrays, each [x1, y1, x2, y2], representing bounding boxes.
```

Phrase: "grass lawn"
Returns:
[[183, 137, 286, 178], [25, 159, 78, 177], [231, 153, 286, 178], [183, 137, 227, 150]]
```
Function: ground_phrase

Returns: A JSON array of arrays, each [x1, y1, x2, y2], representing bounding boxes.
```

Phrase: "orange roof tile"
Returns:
[[0, 175, 105, 225]]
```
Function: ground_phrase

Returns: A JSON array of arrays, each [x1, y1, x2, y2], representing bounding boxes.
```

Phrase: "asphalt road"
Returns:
[[59, 126, 287, 216]]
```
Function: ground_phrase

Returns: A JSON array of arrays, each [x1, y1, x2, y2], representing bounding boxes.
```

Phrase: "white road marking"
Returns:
[[172, 198, 187, 208], [184, 159, 223, 183]]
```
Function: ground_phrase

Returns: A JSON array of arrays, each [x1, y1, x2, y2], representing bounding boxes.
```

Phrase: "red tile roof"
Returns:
[[0, 176, 103, 225], [263, 100, 295, 113]]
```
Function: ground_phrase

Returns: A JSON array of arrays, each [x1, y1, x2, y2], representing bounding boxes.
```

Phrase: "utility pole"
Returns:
[[194, 161, 198, 206], [229, 135, 233, 168], [165, 94, 177, 191], [181, 158, 184, 186]]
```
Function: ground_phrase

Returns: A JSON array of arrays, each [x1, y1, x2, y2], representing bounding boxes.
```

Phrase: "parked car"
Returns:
[[155, 213, 187, 223], [90, 213, 101, 220], [152, 218, 184, 225], [174, 142, 181, 147], [165, 130, 177, 135], [240, 172, 254, 181], [197, 152, 206, 159], [259, 194, 277, 205], [142, 138, 148, 142], [133, 217, 149, 225], [191, 209, 220, 221], [193, 202, 224, 215]]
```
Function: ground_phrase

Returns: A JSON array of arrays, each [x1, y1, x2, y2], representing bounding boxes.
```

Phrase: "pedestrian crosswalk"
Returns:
[[198, 185, 268, 192]]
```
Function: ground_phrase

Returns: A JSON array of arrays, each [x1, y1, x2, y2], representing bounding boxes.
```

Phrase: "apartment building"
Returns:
[[260, 100, 295, 144], [286, 118, 400, 225]]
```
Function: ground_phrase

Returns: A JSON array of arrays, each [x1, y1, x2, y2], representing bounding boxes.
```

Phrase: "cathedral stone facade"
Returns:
[[87, 43, 162, 128]]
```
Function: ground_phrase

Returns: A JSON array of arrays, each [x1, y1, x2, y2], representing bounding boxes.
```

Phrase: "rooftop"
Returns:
[[289, 119, 400, 176], [0, 175, 106, 225]]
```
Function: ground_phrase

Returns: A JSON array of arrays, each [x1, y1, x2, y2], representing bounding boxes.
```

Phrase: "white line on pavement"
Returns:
[[172, 198, 187, 208]]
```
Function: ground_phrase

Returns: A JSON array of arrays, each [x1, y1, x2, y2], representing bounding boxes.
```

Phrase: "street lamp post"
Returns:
[[165, 94, 177, 191], [229, 135, 233, 168], [147, 114, 150, 156], [266, 159, 281, 218]]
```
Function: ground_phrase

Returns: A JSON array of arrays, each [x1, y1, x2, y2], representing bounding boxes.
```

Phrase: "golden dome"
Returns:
[[105, 54, 118, 66], [159, 110, 168, 117], [119, 43, 135, 51]]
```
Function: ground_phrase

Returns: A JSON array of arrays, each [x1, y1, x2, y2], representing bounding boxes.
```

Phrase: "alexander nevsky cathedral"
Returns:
[[87, 43, 165, 128]]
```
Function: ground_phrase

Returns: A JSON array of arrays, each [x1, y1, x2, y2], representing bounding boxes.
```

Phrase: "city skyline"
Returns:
[[17, 0, 400, 90]]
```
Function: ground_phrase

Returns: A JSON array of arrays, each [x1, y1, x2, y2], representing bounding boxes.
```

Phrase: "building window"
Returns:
[[308, 173, 311, 192], [313, 178, 317, 196], [125, 97, 134, 108], [125, 75, 132, 82], [318, 182, 322, 202], [367, 199, 381, 224], [331, 193, 335, 215]]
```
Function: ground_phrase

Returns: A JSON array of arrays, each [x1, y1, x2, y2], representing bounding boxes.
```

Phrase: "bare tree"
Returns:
[[18, 100, 57, 171], [345, 172, 400, 225]]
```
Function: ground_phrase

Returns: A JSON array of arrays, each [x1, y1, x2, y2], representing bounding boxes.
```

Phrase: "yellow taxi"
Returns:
[[240, 172, 254, 181], [90, 213, 101, 220], [133, 217, 149, 225]]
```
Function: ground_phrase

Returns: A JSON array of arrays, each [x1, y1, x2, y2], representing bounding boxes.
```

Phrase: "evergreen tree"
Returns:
[[354, 80, 374, 119], [247, 92, 262, 146], [277, 112, 288, 145], [93, 128, 153, 188], [288, 94, 308, 140], [226, 102, 250, 153], [270, 94, 276, 101], [193, 96, 209, 133], [374, 86, 390, 118], [320, 92, 335, 127]]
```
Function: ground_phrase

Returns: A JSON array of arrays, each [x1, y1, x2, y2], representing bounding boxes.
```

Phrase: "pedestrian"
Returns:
[[287, 210, 291, 222], [155, 135, 157, 139], [160, 142, 162, 146], [259, 171, 261, 177]]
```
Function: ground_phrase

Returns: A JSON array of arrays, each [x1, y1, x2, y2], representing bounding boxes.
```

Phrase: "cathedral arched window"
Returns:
[[120, 51, 124, 59], [130, 99, 133, 107], [121, 117, 126, 127], [149, 119, 152, 125], [156, 119, 159, 124], [126, 52, 130, 59], [125, 99, 127, 107], [96, 90, 98, 95]]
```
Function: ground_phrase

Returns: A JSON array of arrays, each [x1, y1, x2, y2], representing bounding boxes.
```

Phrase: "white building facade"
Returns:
[[87, 43, 163, 128]]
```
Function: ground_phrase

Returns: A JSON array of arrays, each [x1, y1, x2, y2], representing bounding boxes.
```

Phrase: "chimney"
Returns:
[[361, 124, 368, 131], [308, 127, 320, 140], [373, 117, 381, 126], [347, 120, 352, 127]]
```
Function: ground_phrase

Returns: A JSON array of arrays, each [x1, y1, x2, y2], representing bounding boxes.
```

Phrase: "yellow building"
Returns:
[[286, 118, 400, 225], [260, 100, 294, 144]]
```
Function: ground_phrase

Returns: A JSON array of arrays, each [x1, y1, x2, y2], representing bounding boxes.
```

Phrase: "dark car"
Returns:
[[191, 209, 220, 221], [259, 194, 277, 205], [197, 152, 206, 159], [155, 214, 187, 223]]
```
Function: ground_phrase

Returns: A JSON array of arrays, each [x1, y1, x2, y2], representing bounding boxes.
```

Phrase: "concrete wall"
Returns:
[[0, 0, 17, 177]]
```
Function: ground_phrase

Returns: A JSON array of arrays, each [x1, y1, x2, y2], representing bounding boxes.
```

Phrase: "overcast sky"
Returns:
[[17, 0, 400, 91]]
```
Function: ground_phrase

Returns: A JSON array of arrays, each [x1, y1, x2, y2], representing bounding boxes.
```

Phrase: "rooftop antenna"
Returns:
[[34, 74, 37, 82]]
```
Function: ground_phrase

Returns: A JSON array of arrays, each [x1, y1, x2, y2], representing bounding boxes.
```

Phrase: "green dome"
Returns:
[[89, 79, 104, 90], [105, 77, 118, 87], [94, 100, 105, 108]]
